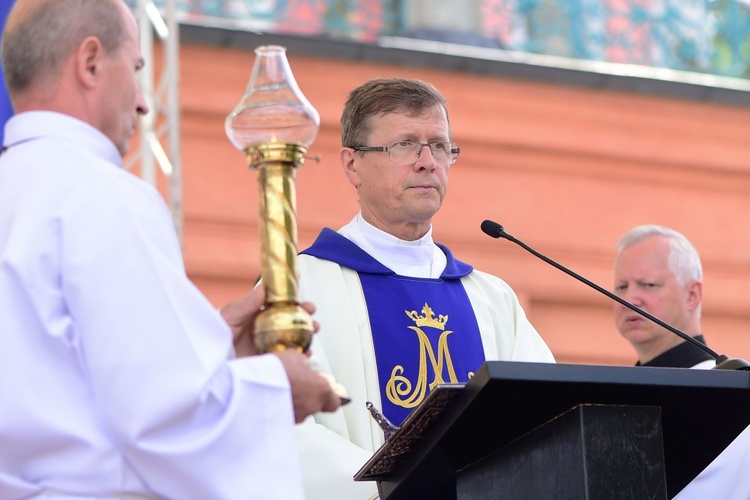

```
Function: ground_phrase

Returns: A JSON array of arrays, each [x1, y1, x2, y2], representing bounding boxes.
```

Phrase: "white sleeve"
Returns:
[[295, 255, 381, 500], [296, 416, 379, 500], [673, 424, 750, 499], [461, 270, 556, 363], [63, 180, 303, 499]]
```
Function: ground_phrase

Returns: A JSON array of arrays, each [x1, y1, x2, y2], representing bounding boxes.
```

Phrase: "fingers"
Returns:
[[298, 302, 320, 334], [233, 325, 259, 358], [274, 350, 341, 423], [221, 285, 266, 334], [315, 372, 341, 415], [220, 286, 267, 357], [300, 301, 316, 315], [321, 385, 341, 413]]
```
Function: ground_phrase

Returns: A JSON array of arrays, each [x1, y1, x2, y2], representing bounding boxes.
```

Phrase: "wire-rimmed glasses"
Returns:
[[350, 141, 461, 165]]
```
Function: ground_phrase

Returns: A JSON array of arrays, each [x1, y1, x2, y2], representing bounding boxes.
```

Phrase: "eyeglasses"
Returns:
[[350, 141, 461, 165]]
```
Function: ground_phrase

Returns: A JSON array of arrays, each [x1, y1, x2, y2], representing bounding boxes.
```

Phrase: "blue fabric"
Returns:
[[302, 229, 484, 427], [360, 273, 485, 426], [301, 227, 474, 278], [0, 1, 14, 147]]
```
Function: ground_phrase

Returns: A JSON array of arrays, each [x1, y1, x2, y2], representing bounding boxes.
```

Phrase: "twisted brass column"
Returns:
[[245, 142, 312, 353]]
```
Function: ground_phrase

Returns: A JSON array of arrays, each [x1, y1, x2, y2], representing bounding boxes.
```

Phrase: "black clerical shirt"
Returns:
[[636, 335, 714, 368]]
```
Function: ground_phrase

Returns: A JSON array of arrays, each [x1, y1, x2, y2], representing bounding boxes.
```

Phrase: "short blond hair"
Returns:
[[617, 225, 702, 286], [2, 0, 127, 98]]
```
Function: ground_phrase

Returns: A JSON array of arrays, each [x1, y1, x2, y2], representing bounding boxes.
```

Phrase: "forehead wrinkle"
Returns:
[[378, 125, 450, 145]]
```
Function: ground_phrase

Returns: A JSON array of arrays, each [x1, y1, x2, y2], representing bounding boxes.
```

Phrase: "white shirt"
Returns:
[[339, 213, 447, 278], [0, 112, 303, 499]]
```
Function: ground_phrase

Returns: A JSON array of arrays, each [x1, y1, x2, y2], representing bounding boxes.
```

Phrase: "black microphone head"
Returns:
[[713, 355, 750, 371], [481, 220, 506, 239]]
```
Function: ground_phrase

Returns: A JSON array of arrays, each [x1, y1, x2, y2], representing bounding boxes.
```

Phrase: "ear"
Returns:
[[686, 281, 702, 312], [340, 147, 361, 188], [75, 36, 104, 89]]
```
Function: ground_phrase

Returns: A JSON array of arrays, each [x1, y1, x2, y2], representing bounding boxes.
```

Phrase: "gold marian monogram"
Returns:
[[386, 303, 460, 409]]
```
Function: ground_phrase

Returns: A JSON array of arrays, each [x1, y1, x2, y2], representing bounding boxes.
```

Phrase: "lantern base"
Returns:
[[244, 142, 307, 170], [254, 302, 351, 405], [254, 302, 313, 353]]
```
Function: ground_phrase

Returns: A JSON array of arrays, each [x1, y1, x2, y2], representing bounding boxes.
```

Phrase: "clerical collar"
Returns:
[[338, 214, 447, 278], [637, 335, 714, 368]]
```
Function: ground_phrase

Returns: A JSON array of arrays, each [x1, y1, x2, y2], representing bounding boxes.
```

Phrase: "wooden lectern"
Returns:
[[355, 361, 750, 499]]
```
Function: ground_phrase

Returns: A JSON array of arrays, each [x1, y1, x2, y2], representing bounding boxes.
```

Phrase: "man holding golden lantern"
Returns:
[[0, 2, 337, 497], [295, 78, 555, 499]]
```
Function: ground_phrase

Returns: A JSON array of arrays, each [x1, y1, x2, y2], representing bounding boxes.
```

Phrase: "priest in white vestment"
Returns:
[[293, 78, 556, 500]]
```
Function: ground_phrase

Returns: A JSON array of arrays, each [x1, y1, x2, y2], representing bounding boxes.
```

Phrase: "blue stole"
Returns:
[[301, 228, 485, 427]]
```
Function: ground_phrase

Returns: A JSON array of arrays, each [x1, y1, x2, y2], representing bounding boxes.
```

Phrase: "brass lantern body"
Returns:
[[226, 45, 349, 403], [245, 142, 312, 353]]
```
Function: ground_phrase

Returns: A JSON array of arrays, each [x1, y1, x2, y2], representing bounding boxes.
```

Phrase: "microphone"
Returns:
[[481, 219, 750, 371]]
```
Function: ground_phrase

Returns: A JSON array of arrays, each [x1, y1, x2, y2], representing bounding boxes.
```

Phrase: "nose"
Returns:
[[413, 143, 435, 170], [621, 288, 644, 307], [136, 85, 150, 116]]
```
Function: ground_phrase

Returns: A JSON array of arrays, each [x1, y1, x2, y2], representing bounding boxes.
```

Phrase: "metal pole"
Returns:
[[166, 0, 183, 247]]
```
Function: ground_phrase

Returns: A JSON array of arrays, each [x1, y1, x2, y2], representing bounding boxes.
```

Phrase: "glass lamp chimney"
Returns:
[[226, 45, 319, 151]]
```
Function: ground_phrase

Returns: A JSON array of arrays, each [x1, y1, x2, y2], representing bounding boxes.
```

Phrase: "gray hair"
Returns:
[[341, 77, 450, 148], [2, 0, 128, 98], [617, 225, 703, 286]]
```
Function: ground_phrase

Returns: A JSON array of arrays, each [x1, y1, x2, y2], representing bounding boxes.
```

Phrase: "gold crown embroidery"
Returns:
[[405, 303, 448, 331]]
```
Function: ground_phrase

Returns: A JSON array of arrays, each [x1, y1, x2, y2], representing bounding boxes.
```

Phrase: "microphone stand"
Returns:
[[481, 219, 750, 371]]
